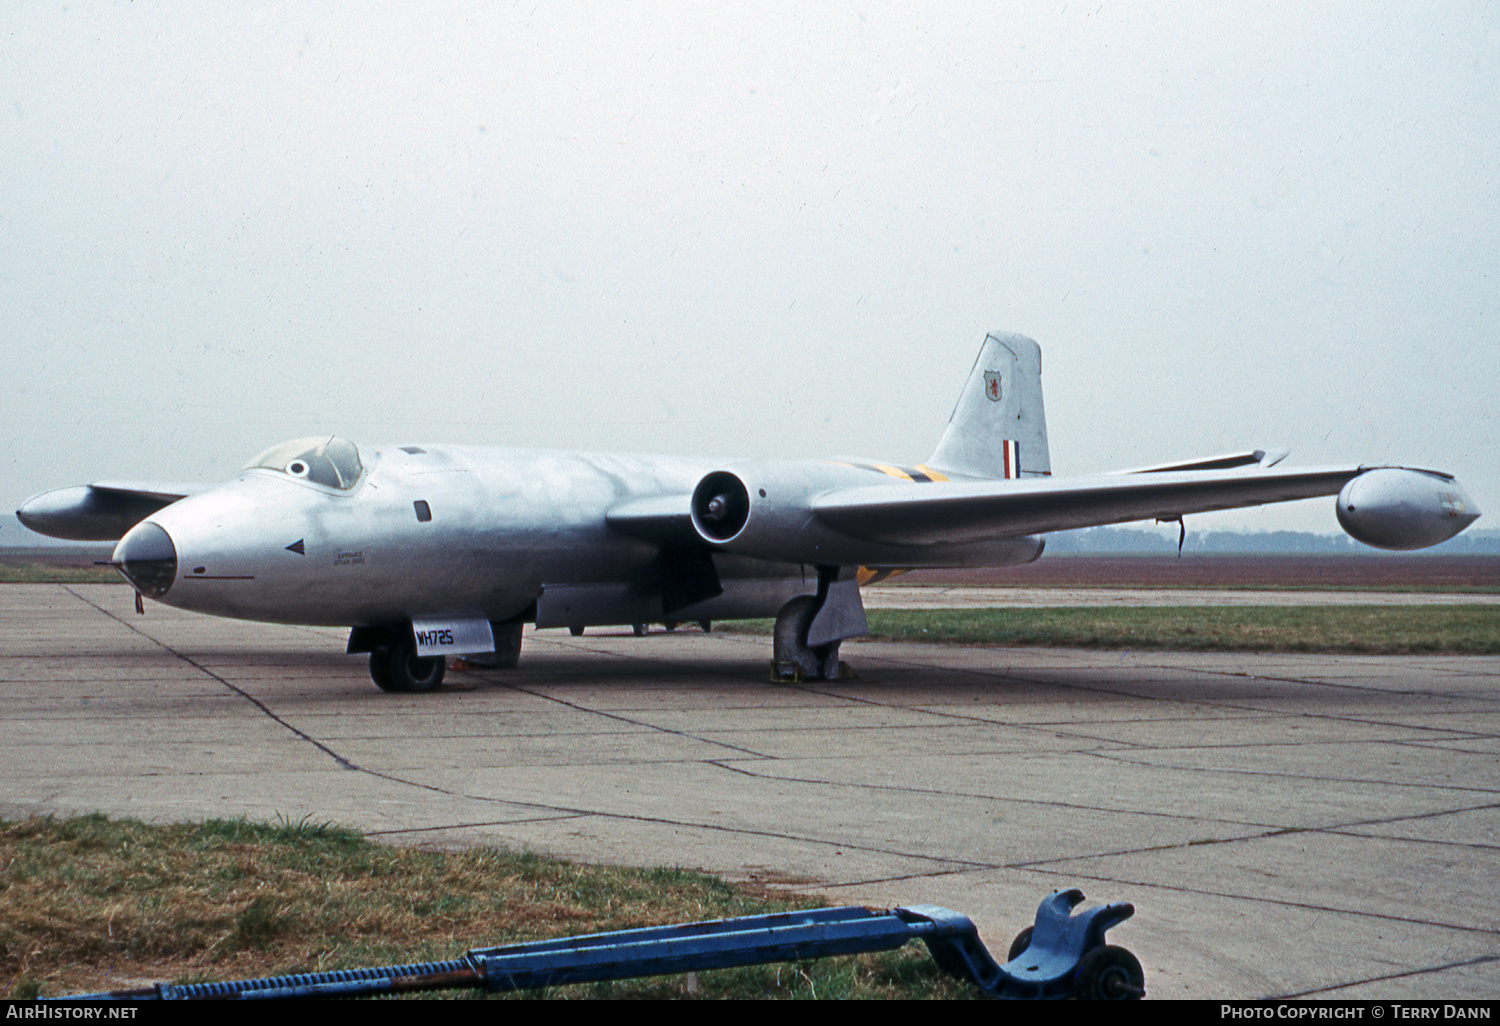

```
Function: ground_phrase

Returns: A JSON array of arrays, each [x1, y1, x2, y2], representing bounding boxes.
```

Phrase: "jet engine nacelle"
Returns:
[[690, 462, 893, 565], [686, 463, 1048, 568], [1336, 468, 1480, 551], [690, 465, 829, 560]]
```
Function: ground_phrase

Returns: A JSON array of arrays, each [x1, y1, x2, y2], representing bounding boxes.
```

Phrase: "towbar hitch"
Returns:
[[57, 889, 1141, 1001]]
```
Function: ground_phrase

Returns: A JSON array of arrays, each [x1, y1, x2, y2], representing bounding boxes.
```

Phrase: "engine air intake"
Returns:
[[691, 471, 750, 543]]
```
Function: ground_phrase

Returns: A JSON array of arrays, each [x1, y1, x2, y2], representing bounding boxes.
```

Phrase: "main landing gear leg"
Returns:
[[770, 565, 868, 682]]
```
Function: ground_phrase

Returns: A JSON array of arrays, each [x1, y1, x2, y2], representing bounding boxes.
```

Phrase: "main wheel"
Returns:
[[369, 645, 398, 692], [492, 621, 523, 669], [1072, 945, 1144, 1000], [369, 635, 445, 693]]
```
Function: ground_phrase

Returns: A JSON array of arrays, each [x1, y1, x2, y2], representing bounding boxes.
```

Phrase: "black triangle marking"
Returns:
[[286, 539, 305, 555]]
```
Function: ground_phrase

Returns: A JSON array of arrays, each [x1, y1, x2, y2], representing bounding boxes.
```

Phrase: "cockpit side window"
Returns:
[[244, 437, 364, 490]]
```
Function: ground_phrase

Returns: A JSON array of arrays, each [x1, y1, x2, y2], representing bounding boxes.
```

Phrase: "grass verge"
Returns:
[[722, 606, 1500, 654], [0, 564, 117, 584], [0, 814, 969, 1000]]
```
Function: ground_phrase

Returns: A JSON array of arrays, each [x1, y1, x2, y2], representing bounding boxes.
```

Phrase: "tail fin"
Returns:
[[927, 332, 1052, 480]]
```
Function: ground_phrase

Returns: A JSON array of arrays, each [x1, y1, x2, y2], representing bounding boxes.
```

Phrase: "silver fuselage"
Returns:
[[135, 444, 1042, 628]]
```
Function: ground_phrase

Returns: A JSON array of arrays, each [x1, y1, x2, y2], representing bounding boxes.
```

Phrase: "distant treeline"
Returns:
[[1046, 526, 1500, 556]]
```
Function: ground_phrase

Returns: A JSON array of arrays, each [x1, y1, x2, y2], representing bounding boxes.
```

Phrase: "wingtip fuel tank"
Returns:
[[1335, 468, 1481, 551]]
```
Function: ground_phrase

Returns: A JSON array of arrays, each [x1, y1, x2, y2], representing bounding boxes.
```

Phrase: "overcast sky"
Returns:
[[4, 2, 1495, 536]]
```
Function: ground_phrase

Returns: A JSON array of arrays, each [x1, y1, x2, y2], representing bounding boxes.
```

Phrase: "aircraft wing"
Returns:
[[810, 464, 1363, 545], [612, 456, 1478, 564], [16, 481, 206, 541]]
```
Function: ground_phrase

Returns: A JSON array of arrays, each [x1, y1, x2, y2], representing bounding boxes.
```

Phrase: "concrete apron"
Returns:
[[2, 583, 1496, 1000]]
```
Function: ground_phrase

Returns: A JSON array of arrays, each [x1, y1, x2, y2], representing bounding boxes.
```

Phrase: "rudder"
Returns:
[[927, 332, 1051, 480]]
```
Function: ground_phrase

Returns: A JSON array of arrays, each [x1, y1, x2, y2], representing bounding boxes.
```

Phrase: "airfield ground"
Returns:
[[0, 568, 1496, 1000]]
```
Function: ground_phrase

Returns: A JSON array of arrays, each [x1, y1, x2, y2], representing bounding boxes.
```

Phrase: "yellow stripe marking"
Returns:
[[857, 567, 912, 586]]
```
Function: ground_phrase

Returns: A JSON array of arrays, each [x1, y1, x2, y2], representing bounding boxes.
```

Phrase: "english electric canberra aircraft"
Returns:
[[17, 333, 1481, 691]]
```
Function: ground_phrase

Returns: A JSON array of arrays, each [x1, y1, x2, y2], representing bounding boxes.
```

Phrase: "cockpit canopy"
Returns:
[[244, 436, 364, 490]]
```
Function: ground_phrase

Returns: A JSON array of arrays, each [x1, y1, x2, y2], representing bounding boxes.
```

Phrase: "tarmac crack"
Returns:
[[1087, 748, 1500, 796], [1277, 952, 1500, 999], [63, 586, 389, 779], [497, 681, 776, 759], [1002, 799, 1500, 867], [787, 676, 1171, 750], [787, 866, 990, 891], [800, 654, 1466, 747], [706, 761, 1500, 870], [430, 788, 995, 871], [364, 814, 593, 839], [1020, 864, 1500, 938], [702, 759, 1292, 832]]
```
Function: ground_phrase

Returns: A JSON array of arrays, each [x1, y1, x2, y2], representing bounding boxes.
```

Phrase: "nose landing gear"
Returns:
[[368, 633, 446, 693]]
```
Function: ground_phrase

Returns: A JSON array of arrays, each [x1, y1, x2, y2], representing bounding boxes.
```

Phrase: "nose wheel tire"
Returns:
[[369, 635, 445, 693]]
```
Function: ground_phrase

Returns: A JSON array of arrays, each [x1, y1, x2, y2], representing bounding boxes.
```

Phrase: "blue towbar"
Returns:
[[57, 890, 1141, 1000]]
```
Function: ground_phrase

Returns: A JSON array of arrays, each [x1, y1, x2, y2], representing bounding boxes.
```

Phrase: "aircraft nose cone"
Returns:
[[113, 521, 177, 598]]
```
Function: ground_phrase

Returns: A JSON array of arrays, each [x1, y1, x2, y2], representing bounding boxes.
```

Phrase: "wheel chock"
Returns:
[[989, 889, 1142, 999]]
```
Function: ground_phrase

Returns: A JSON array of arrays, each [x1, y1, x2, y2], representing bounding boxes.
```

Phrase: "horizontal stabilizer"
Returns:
[[1112, 449, 1289, 475]]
